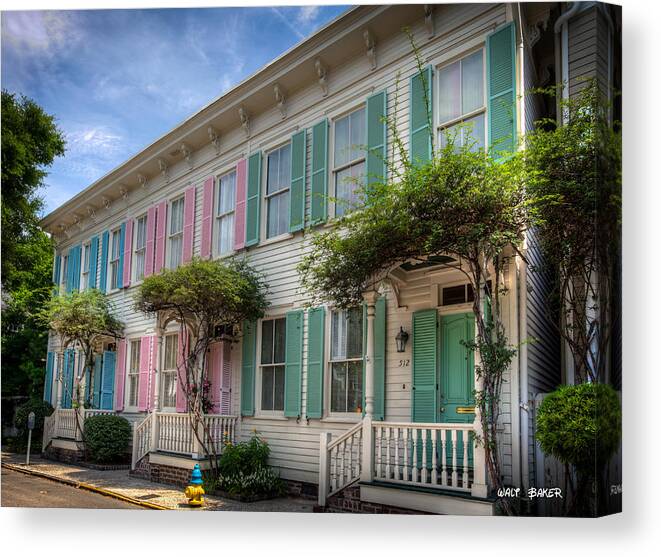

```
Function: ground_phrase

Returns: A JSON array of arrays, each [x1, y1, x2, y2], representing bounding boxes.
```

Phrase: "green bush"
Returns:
[[14, 398, 54, 448], [84, 414, 131, 463], [536, 383, 621, 472], [215, 433, 285, 498]]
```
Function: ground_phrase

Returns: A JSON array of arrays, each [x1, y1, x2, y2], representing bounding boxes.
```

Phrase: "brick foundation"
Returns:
[[322, 485, 432, 514], [129, 457, 192, 487], [283, 479, 318, 500], [43, 443, 84, 464]]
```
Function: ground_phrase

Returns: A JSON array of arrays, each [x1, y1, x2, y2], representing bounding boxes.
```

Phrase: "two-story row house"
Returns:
[[40, 2, 621, 515]]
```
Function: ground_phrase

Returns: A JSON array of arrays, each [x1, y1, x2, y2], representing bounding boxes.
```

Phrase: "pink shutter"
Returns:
[[175, 329, 188, 413], [220, 340, 232, 415], [114, 339, 127, 411], [200, 177, 214, 259], [208, 342, 222, 413], [137, 336, 151, 411], [233, 159, 247, 250], [154, 200, 167, 274], [148, 335, 158, 411], [182, 185, 196, 264], [122, 219, 133, 287], [144, 206, 157, 277]]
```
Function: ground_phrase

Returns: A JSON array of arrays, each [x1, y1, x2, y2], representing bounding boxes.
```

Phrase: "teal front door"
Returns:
[[100, 350, 116, 410], [439, 312, 475, 467]]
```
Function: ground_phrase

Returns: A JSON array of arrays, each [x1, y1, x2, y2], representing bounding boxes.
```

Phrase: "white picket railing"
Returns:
[[203, 414, 238, 454], [318, 421, 363, 505], [84, 409, 115, 419], [57, 408, 77, 439], [319, 417, 488, 506], [157, 412, 195, 455], [372, 422, 475, 492], [131, 414, 152, 469]]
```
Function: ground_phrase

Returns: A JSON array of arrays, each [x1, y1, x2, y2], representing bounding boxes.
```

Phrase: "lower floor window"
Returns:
[[331, 361, 363, 413], [261, 365, 285, 411], [128, 339, 140, 407], [260, 317, 286, 412]]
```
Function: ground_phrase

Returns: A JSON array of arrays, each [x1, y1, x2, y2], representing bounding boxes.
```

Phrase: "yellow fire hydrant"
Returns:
[[184, 463, 205, 507]]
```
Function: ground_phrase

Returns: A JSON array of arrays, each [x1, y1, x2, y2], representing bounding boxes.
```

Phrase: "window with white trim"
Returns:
[[329, 307, 363, 414], [168, 197, 185, 269], [259, 317, 286, 412], [437, 49, 485, 152], [161, 334, 178, 410], [265, 144, 291, 239], [134, 214, 147, 282], [333, 107, 366, 218], [109, 228, 121, 290], [216, 171, 236, 254], [81, 242, 91, 290], [127, 339, 141, 409]]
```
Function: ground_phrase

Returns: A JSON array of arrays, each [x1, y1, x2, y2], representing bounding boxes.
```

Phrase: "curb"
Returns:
[[1, 462, 170, 510]]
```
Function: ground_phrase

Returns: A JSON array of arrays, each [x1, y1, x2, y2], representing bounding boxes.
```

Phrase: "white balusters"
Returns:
[[451, 429, 458, 488], [462, 430, 469, 488], [431, 429, 438, 485], [440, 429, 448, 487]]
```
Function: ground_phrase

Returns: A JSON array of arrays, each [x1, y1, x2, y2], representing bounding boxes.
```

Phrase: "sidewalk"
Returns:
[[1, 452, 314, 512]]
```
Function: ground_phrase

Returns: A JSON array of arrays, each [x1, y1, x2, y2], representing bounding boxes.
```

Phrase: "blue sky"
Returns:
[[1, 5, 349, 214]]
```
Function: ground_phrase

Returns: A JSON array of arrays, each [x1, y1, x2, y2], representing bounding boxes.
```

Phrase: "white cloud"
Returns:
[[296, 6, 321, 26], [2, 11, 83, 57]]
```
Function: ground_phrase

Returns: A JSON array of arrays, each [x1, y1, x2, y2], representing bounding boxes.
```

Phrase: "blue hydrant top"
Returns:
[[190, 463, 203, 485]]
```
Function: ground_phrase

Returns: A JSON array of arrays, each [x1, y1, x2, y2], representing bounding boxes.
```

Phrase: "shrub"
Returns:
[[536, 383, 621, 472], [215, 433, 285, 499], [14, 398, 54, 448], [84, 414, 131, 463]]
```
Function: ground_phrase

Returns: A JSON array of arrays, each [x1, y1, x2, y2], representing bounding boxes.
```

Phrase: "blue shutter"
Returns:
[[44, 352, 54, 404], [409, 65, 434, 165], [117, 223, 126, 289], [99, 230, 109, 293], [88, 236, 99, 289], [52, 254, 61, 292], [62, 349, 75, 409], [306, 307, 325, 419], [100, 351, 116, 410], [65, 250, 73, 293], [93, 354, 103, 409], [72, 244, 82, 291]]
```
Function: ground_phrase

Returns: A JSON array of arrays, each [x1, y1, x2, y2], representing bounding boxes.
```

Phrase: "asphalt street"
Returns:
[[1, 467, 145, 509]]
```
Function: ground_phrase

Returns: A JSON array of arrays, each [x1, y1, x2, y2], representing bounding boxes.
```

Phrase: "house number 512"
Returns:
[[399, 359, 410, 367]]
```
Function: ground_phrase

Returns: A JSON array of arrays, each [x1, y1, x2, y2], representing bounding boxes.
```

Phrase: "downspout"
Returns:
[[555, 2, 582, 122]]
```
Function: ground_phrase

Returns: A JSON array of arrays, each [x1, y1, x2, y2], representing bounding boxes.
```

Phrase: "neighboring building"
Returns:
[[40, 3, 621, 515]]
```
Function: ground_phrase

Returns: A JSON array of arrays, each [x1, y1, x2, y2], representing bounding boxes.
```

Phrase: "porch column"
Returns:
[[363, 290, 378, 418], [150, 328, 163, 454], [55, 350, 64, 409]]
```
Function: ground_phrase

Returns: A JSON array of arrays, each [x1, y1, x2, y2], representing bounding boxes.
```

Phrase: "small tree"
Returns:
[[525, 83, 621, 384], [40, 289, 124, 434], [135, 257, 269, 476]]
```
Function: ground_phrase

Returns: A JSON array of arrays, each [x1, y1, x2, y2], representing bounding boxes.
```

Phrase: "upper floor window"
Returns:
[[81, 242, 91, 290], [265, 144, 291, 239], [127, 339, 141, 409], [333, 107, 365, 217], [259, 317, 286, 412], [168, 197, 185, 269], [437, 50, 485, 152], [134, 215, 147, 282], [216, 171, 236, 254], [161, 333, 178, 410], [109, 228, 121, 290], [330, 307, 363, 414]]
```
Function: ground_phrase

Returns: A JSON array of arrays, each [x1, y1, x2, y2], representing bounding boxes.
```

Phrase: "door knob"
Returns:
[[440, 407, 445, 413]]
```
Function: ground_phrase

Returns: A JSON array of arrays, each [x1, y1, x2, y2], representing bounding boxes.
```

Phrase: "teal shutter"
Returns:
[[289, 130, 306, 232], [284, 310, 304, 418], [88, 236, 99, 289], [361, 303, 367, 414], [100, 350, 116, 410], [93, 354, 103, 408], [52, 254, 61, 291], [245, 152, 262, 247], [117, 222, 126, 289], [62, 349, 75, 409], [487, 22, 517, 157], [366, 90, 388, 192], [72, 245, 82, 291], [99, 230, 109, 293], [44, 352, 54, 404], [306, 307, 325, 419], [409, 65, 433, 165], [240, 320, 257, 416], [373, 297, 386, 421], [310, 119, 328, 225], [412, 309, 438, 423], [65, 249, 73, 293]]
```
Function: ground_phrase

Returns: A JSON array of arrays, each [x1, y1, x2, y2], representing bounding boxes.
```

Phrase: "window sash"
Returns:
[[135, 216, 147, 250], [161, 371, 177, 409], [334, 161, 365, 218], [163, 334, 178, 371], [169, 235, 182, 269], [128, 340, 141, 408], [217, 213, 234, 255], [81, 243, 90, 289], [333, 107, 366, 170], [266, 144, 291, 196], [169, 197, 185, 236], [331, 308, 363, 361], [217, 171, 236, 216], [330, 360, 363, 413], [260, 365, 285, 412], [437, 49, 485, 128]]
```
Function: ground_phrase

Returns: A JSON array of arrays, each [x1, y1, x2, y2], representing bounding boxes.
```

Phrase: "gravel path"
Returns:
[[1, 452, 314, 512]]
